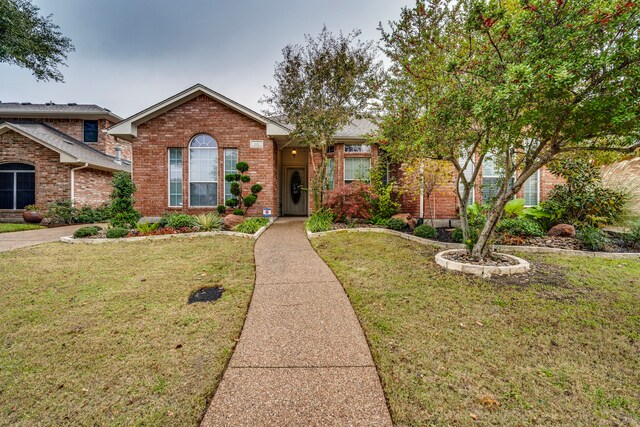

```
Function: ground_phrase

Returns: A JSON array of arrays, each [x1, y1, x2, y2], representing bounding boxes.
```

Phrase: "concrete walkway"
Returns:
[[0, 224, 93, 253], [202, 218, 392, 426]]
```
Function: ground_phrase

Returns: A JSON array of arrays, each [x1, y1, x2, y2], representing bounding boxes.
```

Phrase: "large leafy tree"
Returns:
[[263, 26, 383, 209], [0, 0, 74, 81], [378, 0, 640, 257]]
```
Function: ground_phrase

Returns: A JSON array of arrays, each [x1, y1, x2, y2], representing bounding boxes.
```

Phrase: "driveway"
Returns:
[[0, 224, 97, 252]]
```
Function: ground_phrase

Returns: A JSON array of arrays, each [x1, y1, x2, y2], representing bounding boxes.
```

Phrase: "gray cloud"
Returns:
[[0, 0, 412, 117]]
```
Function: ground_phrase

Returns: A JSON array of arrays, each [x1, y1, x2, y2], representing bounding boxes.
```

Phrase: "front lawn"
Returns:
[[312, 232, 640, 426], [0, 237, 255, 426], [0, 223, 45, 233]]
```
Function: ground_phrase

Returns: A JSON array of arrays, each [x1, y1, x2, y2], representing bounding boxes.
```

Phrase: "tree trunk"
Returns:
[[471, 192, 512, 258]]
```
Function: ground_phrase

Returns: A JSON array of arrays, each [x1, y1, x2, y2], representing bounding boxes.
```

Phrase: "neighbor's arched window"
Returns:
[[0, 163, 35, 210], [189, 134, 218, 207]]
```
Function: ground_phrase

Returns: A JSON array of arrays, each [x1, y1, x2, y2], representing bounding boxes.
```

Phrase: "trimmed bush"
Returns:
[[46, 199, 77, 224], [106, 227, 129, 239], [232, 209, 244, 216], [577, 226, 608, 251], [452, 227, 463, 243], [194, 213, 224, 231], [109, 172, 141, 228], [323, 182, 374, 221], [73, 226, 99, 238], [496, 217, 544, 237], [306, 210, 333, 233], [216, 205, 227, 215], [414, 224, 436, 239], [165, 214, 196, 229], [234, 217, 269, 234], [385, 218, 407, 231]]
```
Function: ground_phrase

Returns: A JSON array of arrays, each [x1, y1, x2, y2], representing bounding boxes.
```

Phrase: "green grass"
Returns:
[[0, 236, 255, 426], [312, 232, 640, 426], [0, 223, 45, 233]]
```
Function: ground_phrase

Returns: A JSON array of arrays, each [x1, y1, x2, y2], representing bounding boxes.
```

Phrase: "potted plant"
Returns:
[[23, 204, 44, 224]]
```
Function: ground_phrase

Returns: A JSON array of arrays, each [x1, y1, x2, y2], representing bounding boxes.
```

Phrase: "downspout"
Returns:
[[419, 160, 425, 222], [70, 163, 89, 206]]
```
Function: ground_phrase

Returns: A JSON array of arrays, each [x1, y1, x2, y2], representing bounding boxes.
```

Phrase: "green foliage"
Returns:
[[230, 182, 241, 196], [496, 218, 544, 237], [623, 221, 640, 248], [135, 222, 159, 233], [521, 205, 556, 231], [233, 217, 269, 234], [232, 209, 244, 216], [0, 0, 74, 82], [370, 184, 400, 220], [73, 226, 99, 238], [225, 173, 241, 182], [164, 214, 196, 229], [250, 184, 263, 194], [109, 172, 141, 228], [46, 199, 76, 224], [243, 194, 257, 207], [504, 199, 525, 219], [216, 205, 226, 215], [105, 227, 129, 239], [225, 198, 239, 207], [193, 213, 224, 231], [240, 175, 251, 183], [236, 162, 249, 173], [76, 204, 111, 224], [263, 26, 383, 209], [306, 210, 334, 233], [452, 227, 464, 243], [414, 224, 436, 239], [546, 160, 630, 227], [577, 226, 608, 251], [385, 218, 407, 231]]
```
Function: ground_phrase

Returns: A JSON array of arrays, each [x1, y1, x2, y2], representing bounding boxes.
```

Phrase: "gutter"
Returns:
[[70, 163, 89, 206]]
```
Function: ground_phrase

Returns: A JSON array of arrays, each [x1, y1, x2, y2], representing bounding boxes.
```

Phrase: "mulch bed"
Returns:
[[442, 250, 518, 266]]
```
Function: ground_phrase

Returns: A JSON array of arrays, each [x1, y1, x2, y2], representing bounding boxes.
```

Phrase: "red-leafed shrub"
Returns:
[[323, 182, 376, 221]]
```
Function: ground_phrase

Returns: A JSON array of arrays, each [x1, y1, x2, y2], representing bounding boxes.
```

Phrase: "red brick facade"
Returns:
[[73, 168, 114, 207], [131, 95, 278, 217]]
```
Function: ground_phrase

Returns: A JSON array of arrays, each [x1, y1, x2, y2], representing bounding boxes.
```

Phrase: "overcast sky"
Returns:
[[0, 0, 412, 118]]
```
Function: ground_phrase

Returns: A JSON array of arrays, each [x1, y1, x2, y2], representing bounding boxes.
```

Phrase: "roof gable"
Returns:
[[107, 84, 290, 141]]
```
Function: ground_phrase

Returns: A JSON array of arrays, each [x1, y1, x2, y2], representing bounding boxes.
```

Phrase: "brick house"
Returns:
[[108, 83, 563, 222], [0, 103, 132, 221]]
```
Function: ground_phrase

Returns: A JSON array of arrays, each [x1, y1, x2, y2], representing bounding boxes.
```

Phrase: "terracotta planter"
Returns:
[[23, 210, 43, 224]]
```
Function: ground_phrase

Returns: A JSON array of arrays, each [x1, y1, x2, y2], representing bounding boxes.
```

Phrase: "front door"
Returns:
[[284, 167, 307, 216]]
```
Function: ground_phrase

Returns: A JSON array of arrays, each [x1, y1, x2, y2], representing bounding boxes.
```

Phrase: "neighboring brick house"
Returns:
[[107, 83, 564, 221], [0, 103, 131, 221]]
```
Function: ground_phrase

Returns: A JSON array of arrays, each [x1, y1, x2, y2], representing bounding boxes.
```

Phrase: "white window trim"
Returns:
[[522, 169, 541, 207], [167, 148, 182, 208], [344, 157, 372, 183], [188, 135, 218, 208]]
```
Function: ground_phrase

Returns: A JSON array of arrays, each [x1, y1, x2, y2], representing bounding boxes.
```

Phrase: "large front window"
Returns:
[[344, 157, 371, 183], [0, 163, 35, 210], [481, 156, 514, 204], [189, 134, 218, 207], [523, 170, 540, 206]]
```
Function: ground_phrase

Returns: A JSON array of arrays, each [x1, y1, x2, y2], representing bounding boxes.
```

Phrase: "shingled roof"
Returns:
[[0, 102, 121, 121]]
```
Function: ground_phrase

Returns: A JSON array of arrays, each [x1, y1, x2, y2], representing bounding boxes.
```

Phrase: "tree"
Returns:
[[0, 0, 74, 81], [109, 172, 141, 228], [224, 162, 263, 215], [377, 0, 640, 258], [262, 26, 383, 209]]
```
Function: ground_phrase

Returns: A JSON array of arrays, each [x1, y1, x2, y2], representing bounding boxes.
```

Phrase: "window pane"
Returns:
[[15, 172, 35, 209], [344, 144, 371, 153], [524, 171, 539, 206], [168, 148, 182, 207], [190, 183, 217, 207], [325, 159, 334, 190], [83, 120, 98, 143], [458, 158, 475, 205], [224, 148, 238, 202], [190, 148, 218, 182], [0, 172, 14, 209], [344, 158, 371, 182]]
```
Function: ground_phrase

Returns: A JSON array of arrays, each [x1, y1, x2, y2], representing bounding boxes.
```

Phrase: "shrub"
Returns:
[[194, 213, 224, 231], [521, 204, 556, 231], [306, 210, 333, 233], [452, 227, 464, 243], [623, 221, 640, 248], [136, 222, 160, 233], [225, 161, 262, 214], [385, 218, 407, 231], [414, 224, 436, 239], [233, 209, 244, 216], [217, 205, 227, 215], [324, 182, 374, 221], [106, 227, 129, 239], [496, 217, 544, 237], [46, 199, 77, 224], [370, 184, 400, 220], [234, 217, 269, 234], [165, 214, 196, 229], [504, 198, 525, 218], [109, 172, 141, 228], [73, 226, 99, 238], [577, 226, 608, 251]]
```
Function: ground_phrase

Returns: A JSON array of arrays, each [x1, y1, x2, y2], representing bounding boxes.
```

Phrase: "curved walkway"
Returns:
[[202, 218, 392, 426]]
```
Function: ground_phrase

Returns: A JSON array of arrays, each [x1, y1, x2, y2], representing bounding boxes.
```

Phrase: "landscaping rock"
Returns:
[[548, 224, 576, 237], [391, 213, 416, 230], [224, 214, 244, 230]]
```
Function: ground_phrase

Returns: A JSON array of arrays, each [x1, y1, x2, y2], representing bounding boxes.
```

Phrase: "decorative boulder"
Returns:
[[223, 214, 244, 230], [391, 213, 417, 230], [548, 224, 576, 237]]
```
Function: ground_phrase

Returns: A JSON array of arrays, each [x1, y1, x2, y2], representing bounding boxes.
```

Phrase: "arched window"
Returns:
[[189, 134, 218, 207], [0, 163, 35, 210]]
